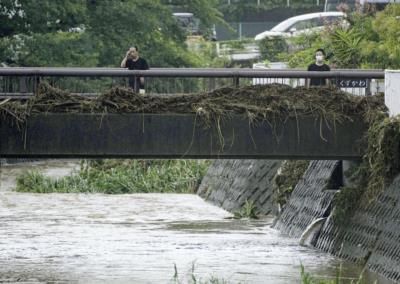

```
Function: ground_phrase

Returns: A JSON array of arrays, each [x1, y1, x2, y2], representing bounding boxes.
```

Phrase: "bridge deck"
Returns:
[[0, 113, 366, 159]]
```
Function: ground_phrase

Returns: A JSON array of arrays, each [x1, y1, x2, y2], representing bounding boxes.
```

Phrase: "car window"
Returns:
[[323, 16, 343, 24], [288, 18, 319, 31]]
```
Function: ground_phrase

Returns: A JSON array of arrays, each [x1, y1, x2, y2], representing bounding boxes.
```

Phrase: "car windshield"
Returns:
[[270, 19, 297, 32], [270, 14, 342, 32]]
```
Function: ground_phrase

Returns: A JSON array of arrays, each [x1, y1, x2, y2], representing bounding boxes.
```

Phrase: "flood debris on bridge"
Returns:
[[0, 82, 396, 162], [0, 82, 385, 127]]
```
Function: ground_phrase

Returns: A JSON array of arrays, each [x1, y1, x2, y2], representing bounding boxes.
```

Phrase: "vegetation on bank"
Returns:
[[173, 263, 230, 284], [300, 264, 368, 284], [233, 200, 260, 219], [274, 160, 310, 208], [333, 114, 400, 223], [16, 160, 209, 194], [172, 263, 370, 284]]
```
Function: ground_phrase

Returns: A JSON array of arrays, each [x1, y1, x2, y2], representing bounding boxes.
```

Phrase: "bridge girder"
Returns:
[[0, 113, 366, 160]]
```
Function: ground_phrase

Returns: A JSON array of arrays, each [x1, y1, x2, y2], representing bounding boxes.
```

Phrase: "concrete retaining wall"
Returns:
[[274, 160, 339, 237], [316, 175, 400, 282], [197, 159, 281, 215], [198, 158, 400, 282]]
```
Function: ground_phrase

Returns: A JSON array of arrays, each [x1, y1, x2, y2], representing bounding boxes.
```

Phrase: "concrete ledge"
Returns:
[[0, 113, 366, 159]]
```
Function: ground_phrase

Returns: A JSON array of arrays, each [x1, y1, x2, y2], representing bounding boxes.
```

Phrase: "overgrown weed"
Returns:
[[233, 200, 259, 219], [16, 160, 209, 194], [300, 263, 374, 284]]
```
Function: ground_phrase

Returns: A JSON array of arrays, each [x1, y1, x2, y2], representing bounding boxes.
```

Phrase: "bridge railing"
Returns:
[[0, 68, 384, 97]]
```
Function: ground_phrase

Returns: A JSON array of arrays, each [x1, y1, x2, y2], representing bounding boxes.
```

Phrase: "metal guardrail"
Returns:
[[0, 68, 385, 96], [0, 67, 385, 78]]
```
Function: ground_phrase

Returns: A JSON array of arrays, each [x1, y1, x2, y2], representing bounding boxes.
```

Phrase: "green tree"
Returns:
[[0, 0, 224, 67], [361, 4, 400, 68], [280, 4, 400, 69], [85, 0, 190, 67], [0, 0, 87, 37]]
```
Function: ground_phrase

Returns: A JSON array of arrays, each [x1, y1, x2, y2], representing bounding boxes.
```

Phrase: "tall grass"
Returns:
[[16, 159, 210, 194], [233, 200, 259, 219], [172, 263, 230, 284], [300, 264, 373, 284]]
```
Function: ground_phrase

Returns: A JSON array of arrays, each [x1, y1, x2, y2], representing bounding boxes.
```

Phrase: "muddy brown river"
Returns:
[[0, 160, 391, 283]]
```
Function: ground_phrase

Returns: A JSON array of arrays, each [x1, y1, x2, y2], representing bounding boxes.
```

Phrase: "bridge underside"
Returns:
[[0, 114, 366, 160]]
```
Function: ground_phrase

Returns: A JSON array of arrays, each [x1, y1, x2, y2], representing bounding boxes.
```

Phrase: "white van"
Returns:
[[254, 12, 347, 41]]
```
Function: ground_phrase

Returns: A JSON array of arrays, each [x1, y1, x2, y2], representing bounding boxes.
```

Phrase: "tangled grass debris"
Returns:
[[334, 112, 400, 223], [0, 82, 385, 128]]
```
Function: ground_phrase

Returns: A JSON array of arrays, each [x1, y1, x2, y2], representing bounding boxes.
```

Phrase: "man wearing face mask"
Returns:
[[307, 48, 330, 87]]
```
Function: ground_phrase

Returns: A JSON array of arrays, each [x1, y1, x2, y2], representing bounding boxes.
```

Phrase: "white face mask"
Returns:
[[316, 55, 324, 62]]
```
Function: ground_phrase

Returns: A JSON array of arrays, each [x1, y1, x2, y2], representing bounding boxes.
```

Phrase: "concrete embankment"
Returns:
[[197, 159, 281, 215], [198, 159, 400, 282]]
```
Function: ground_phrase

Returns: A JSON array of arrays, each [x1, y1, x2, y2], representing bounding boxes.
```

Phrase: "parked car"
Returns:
[[254, 12, 347, 41], [173, 12, 217, 41]]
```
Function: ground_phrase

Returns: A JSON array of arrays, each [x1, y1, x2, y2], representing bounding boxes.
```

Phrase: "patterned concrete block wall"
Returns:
[[274, 160, 339, 238], [315, 187, 394, 263], [198, 158, 400, 282], [197, 159, 281, 215], [367, 183, 400, 282], [316, 175, 400, 282]]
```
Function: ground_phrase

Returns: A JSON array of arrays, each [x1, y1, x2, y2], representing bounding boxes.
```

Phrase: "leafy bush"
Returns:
[[258, 37, 288, 61]]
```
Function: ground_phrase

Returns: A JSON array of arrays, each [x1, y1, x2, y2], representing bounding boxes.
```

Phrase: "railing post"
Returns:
[[19, 77, 28, 93], [365, 79, 371, 96], [233, 76, 239, 88], [208, 77, 216, 91], [133, 75, 137, 92], [385, 70, 400, 116]]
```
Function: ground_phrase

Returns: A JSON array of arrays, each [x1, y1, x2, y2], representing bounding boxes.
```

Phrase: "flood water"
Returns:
[[0, 160, 390, 283]]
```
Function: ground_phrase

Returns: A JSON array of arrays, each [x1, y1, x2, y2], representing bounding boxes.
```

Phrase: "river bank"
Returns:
[[199, 159, 398, 283]]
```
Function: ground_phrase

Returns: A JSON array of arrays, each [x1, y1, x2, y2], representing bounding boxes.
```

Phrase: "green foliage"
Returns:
[[258, 37, 288, 62], [172, 263, 230, 284], [178, 0, 225, 35], [0, 0, 87, 37], [285, 4, 400, 69], [280, 32, 325, 68], [16, 160, 210, 194], [330, 29, 363, 68], [0, 0, 224, 68], [233, 200, 259, 219], [274, 160, 310, 207], [363, 114, 400, 199], [361, 4, 400, 68], [334, 112, 400, 224], [17, 32, 99, 67], [300, 264, 368, 284]]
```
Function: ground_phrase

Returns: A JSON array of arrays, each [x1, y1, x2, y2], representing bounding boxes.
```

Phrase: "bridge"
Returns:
[[0, 68, 384, 160]]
